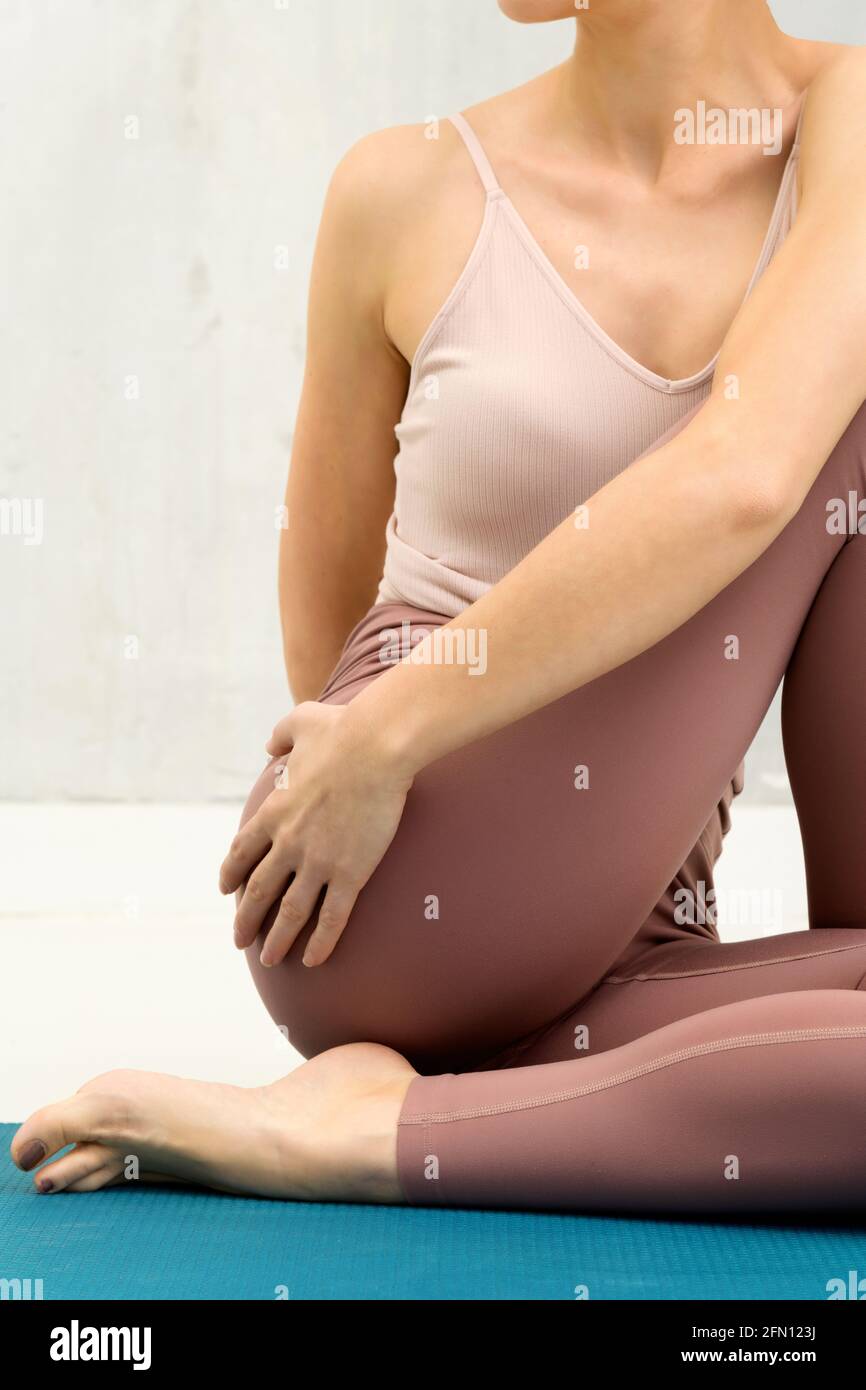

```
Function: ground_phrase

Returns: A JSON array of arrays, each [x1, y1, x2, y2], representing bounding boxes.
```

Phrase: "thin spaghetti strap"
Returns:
[[449, 113, 503, 197]]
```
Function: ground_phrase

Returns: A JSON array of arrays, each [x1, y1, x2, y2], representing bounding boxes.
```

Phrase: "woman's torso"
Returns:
[[377, 79, 806, 616]]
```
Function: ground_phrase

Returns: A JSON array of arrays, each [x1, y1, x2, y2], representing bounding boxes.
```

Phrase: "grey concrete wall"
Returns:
[[1, 0, 862, 801]]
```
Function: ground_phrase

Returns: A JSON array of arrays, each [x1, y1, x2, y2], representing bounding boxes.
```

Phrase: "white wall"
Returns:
[[1, 0, 862, 801]]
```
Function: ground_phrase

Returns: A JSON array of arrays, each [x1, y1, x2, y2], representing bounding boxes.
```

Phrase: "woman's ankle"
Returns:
[[331, 1072, 413, 1204]]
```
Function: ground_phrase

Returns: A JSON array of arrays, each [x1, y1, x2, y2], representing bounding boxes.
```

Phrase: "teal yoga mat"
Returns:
[[1, 1125, 864, 1300]]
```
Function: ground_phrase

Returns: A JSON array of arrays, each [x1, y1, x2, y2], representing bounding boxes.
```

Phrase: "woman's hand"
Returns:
[[220, 702, 413, 967]]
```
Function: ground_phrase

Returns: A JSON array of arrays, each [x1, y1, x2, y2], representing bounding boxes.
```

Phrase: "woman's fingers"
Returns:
[[232, 845, 296, 948], [301, 881, 359, 967], [219, 813, 273, 895], [259, 870, 326, 966], [265, 710, 301, 756], [224, 702, 409, 966]]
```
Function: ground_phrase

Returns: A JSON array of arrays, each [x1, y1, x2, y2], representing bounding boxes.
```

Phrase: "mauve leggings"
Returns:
[[240, 403, 866, 1214]]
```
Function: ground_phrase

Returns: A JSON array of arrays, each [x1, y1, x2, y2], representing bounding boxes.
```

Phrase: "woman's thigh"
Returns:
[[508, 527, 866, 1066], [242, 404, 866, 1072]]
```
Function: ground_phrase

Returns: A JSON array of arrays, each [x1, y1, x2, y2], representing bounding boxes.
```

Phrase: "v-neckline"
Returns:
[[493, 112, 803, 394]]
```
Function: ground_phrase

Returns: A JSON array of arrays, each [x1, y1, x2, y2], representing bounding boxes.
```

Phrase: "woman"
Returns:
[[14, 0, 866, 1212]]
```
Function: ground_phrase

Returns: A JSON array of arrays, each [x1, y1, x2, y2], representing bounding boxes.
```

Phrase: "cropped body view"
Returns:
[[12, 0, 866, 1215]]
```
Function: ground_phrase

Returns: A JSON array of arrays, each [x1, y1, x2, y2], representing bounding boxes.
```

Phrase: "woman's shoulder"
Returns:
[[327, 67, 551, 214], [800, 41, 866, 110], [798, 44, 866, 185], [327, 113, 486, 214], [318, 116, 489, 278], [806, 39, 866, 81]]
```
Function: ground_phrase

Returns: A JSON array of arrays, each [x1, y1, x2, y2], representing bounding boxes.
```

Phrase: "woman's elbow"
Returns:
[[692, 405, 808, 534], [710, 431, 808, 534], [730, 470, 799, 531]]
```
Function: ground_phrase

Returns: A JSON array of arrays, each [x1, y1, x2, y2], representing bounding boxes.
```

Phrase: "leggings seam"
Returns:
[[603, 938, 866, 984], [400, 1026, 866, 1126]]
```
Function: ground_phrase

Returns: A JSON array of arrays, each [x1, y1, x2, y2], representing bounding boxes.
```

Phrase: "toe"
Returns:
[[65, 1161, 126, 1193], [34, 1142, 121, 1194], [12, 1091, 130, 1174]]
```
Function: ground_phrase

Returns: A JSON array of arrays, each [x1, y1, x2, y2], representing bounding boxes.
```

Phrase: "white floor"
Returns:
[[0, 802, 809, 1123]]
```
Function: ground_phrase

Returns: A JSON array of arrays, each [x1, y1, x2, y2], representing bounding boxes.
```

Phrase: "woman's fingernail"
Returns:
[[38, 1177, 54, 1193], [19, 1140, 46, 1171]]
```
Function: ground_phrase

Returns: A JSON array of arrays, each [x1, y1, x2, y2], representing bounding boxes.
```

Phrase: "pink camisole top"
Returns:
[[377, 107, 803, 618]]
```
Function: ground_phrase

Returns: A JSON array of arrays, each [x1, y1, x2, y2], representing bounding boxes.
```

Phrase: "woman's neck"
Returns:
[[555, 0, 803, 178]]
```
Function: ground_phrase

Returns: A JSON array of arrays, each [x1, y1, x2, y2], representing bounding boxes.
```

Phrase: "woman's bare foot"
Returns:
[[10, 1043, 416, 1203]]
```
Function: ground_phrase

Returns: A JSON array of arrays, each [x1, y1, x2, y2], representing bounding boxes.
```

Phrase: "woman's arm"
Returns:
[[224, 53, 866, 965], [279, 135, 407, 701]]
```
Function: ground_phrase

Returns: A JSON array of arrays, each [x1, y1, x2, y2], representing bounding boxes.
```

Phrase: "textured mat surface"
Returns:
[[2, 1125, 865, 1300]]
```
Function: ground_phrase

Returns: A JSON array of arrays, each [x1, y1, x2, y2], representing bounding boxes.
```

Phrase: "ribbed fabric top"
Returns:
[[377, 107, 804, 617]]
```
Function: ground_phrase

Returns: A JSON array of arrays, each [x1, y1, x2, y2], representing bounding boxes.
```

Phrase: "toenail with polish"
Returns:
[[38, 1177, 54, 1193], [20, 1140, 46, 1171]]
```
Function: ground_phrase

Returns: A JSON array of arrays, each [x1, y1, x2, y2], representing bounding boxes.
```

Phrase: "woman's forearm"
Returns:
[[344, 402, 801, 778], [280, 586, 351, 705], [279, 525, 386, 703]]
